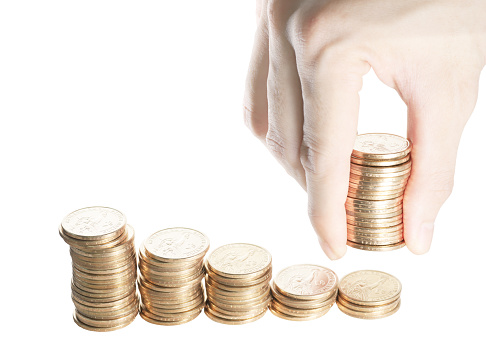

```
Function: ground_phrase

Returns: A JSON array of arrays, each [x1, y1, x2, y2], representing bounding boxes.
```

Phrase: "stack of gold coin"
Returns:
[[59, 206, 139, 331], [346, 133, 412, 251], [204, 243, 272, 324], [269, 264, 338, 321], [337, 270, 401, 319], [138, 228, 209, 325]]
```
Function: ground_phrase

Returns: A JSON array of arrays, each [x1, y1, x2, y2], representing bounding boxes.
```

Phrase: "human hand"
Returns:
[[244, 0, 486, 259]]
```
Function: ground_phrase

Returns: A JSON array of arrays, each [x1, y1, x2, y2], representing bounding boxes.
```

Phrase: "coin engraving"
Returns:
[[339, 270, 401, 302], [208, 244, 271, 275], [354, 134, 410, 155], [62, 206, 126, 238], [144, 228, 209, 260], [276, 265, 337, 296]]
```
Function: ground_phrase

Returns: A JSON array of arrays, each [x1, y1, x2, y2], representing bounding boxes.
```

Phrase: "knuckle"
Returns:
[[299, 135, 328, 177], [267, 0, 287, 32], [265, 129, 294, 160]]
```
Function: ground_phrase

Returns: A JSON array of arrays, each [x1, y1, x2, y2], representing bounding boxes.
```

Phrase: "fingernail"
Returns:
[[318, 237, 345, 260], [409, 222, 434, 255]]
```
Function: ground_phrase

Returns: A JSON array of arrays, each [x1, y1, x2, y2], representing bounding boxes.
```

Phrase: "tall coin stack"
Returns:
[[269, 264, 338, 321], [337, 270, 401, 319], [59, 207, 139, 331], [204, 243, 272, 324], [138, 228, 209, 325], [346, 133, 412, 251]]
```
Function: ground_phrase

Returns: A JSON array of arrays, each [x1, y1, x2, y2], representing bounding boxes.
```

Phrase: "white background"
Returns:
[[1, 1, 485, 353]]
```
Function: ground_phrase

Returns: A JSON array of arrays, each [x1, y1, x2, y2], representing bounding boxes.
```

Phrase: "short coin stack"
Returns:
[[138, 228, 209, 325], [337, 270, 401, 319], [59, 207, 139, 331], [269, 264, 338, 321], [346, 133, 412, 251], [204, 243, 272, 324]]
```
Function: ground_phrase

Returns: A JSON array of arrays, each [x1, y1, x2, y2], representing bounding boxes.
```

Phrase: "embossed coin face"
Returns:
[[353, 134, 411, 160], [275, 264, 337, 299], [61, 206, 126, 240], [207, 243, 271, 277], [144, 228, 209, 262], [339, 270, 401, 304]]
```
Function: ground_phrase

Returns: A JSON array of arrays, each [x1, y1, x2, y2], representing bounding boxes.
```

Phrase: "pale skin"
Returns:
[[244, 0, 486, 259]]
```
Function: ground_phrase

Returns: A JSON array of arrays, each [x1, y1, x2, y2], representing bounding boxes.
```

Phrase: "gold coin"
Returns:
[[61, 206, 126, 241], [72, 292, 137, 309], [336, 299, 401, 319], [270, 283, 336, 308], [347, 240, 406, 251], [73, 311, 135, 332], [204, 305, 267, 324], [273, 265, 338, 301], [350, 167, 411, 178], [143, 228, 209, 263], [352, 133, 412, 160], [350, 160, 411, 173], [74, 308, 138, 328], [347, 191, 404, 201], [268, 303, 331, 321], [349, 173, 410, 183], [346, 209, 402, 219], [347, 235, 404, 246], [271, 300, 333, 317], [346, 196, 403, 208], [348, 182, 407, 192], [347, 223, 403, 233], [337, 296, 400, 313], [140, 307, 202, 325], [338, 270, 402, 306], [205, 264, 272, 286], [206, 243, 271, 279], [350, 155, 410, 167]]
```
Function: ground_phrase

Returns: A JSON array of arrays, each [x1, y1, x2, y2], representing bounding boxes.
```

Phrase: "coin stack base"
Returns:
[[269, 264, 338, 321], [337, 270, 402, 319], [138, 228, 209, 325], [347, 133, 412, 251], [205, 243, 272, 325], [60, 207, 139, 332]]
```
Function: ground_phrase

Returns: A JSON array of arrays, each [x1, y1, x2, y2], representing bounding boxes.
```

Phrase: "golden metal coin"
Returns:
[[204, 305, 267, 325], [143, 228, 210, 263], [352, 133, 412, 160], [338, 270, 401, 306], [273, 264, 338, 301], [73, 311, 135, 332], [268, 303, 331, 321], [347, 240, 406, 251], [206, 243, 271, 279], [336, 299, 401, 319], [350, 155, 410, 167], [350, 160, 411, 173], [337, 296, 400, 313], [346, 209, 402, 219], [61, 206, 126, 241], [74, 308, 138, 328]]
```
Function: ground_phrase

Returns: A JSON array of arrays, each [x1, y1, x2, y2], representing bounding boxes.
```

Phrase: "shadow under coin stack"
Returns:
[[337, 270, 401, 319], [346, 133, 412, 251], [138, 228, 209, 325], [204, 243, 272, 324], [59, 207, 139, 331], [269, 264, 338, 321]]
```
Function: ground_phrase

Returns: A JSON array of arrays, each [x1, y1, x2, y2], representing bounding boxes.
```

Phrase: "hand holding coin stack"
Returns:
[[337, 270, 402, 319], [346, 133, 412, 251], [269, 265, 338, 321], [138, 228, 209, 325], [59, 207, 139, 331], [204, 243, 272, 324]]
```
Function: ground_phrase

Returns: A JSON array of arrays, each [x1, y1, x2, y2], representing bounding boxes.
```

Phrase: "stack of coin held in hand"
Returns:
[[59, 207, 139, 331], [138, 228, 209, 325], [269, 264, 338, 321], [337, 270, 401, 319], [346, 133, 412, 251], [204, 243, 272, 324]]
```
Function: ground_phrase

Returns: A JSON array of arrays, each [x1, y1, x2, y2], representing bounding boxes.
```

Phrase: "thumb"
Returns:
[[403, 69, 480, 254]]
